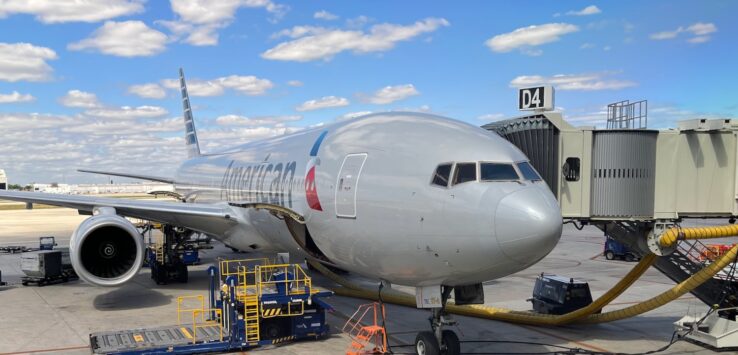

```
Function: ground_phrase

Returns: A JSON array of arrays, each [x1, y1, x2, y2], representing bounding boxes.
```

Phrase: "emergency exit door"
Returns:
[[335, 153, 367, 218]]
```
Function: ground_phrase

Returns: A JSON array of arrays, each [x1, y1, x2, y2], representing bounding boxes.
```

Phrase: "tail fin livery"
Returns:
[[180, 68, 201, 159]]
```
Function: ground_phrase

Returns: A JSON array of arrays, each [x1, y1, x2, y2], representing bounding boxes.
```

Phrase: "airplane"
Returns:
[[0, 69, 562, 355]]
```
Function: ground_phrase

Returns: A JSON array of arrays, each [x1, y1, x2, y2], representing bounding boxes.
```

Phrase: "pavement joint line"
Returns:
[[517, 324, 611, 353], [31, 285, 89, 344], [0, 344, 90, 355]]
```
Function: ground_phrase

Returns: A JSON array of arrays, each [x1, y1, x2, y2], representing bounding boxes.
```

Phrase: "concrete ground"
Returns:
[[0, 208, 726, 354]]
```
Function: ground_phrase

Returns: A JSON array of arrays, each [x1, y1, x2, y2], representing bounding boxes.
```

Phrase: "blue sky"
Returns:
[[0, 0, 735, 184]]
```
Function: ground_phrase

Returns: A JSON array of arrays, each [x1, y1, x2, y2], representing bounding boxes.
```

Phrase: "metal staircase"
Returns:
[[243, 294, 260, 342], [599, 222, 738, 310]]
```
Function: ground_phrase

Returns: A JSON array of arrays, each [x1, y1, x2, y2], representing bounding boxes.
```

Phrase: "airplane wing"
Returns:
[[0, 190, 237, 236], [78, 169, 174, 184]]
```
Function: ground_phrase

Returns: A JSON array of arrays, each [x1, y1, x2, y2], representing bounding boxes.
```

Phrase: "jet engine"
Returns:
[[69, 208, 144, 287]]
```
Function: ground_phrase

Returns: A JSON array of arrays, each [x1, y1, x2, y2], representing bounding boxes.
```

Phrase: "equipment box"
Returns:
[[21, 250, 62, 278], [529, 274, 595, 315]]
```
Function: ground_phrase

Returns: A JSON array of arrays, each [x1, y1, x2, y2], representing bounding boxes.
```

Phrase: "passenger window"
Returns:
[[431, 164, 452, 187], [517, 162, 542, 181], [480, 163, 519, 181], [452, 163, 477, 185]]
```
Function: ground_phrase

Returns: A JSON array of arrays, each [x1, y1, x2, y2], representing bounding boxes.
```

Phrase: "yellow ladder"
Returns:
[[243, 294, 260, 342], [155, 244, 164, 264]]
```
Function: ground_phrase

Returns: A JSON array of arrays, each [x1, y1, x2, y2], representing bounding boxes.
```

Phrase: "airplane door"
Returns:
[[335, 153, 367, 218]]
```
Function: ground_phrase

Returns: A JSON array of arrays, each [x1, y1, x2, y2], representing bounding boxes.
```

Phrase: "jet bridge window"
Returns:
[[452, 163, 477, 185], [480, 163, 519, 181], [517, 161, 542, 181], [431, 163, 452, 187]]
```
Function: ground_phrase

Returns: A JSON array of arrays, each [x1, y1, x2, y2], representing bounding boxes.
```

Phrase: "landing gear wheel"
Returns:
[[605, 251, 615, 260], [441, 330, 460, 355], [415, 331, 440, 355]]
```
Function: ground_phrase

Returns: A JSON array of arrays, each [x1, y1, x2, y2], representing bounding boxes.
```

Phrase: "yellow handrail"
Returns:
[[192, 308, 223, 343], [176, 295, 205, 325], [219, 257, 271, 281]]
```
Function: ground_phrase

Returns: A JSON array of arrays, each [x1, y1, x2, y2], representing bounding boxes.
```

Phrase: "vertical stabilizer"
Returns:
[[180, 68, 201, 158]]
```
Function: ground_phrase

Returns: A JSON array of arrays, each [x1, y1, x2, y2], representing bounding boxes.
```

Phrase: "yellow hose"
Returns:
[[311, 224, 738, 326], [659, 224, 738, 247], [583, 243, 738, 323]]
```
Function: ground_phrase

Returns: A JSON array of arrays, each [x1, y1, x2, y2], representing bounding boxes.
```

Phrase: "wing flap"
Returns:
[[0, 190, 237, 237], [78, 169, 174, 184]]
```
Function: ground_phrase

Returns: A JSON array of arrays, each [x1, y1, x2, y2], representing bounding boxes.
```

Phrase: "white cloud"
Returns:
[[485, 23, 579, 54], [161, 74, 274, 96], [215, 114, 302, 126], [566, 5, 601, 16], [477, 113, 506, 121], [314, 10, 338, 20], [59, 90, 101, 108], [296, 96, 349, 111], [580, 43, 595, 49], [162, 78, 223, 96], [0, 42, 57, 82], [0, 0, 144, 23], [0, 113, 76, 131], [687, 36, 711, 44], [363, 84, 420, 104], [64, 117, 182, 135], [84, 105, 169, 119], [128, 83, 167, 99], [162, 0, 287, 46], [287, 80, 303, 87], [262, 17, 450, 62], [650, 22, 717, 43], [68, 21, 168, 57], [0, 91, 35, 104], [510, 72, 637, 91], [338, 111, 373, 121]]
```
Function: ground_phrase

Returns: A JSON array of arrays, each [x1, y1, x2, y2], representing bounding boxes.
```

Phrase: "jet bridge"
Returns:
[[483, 95, 738, 310]]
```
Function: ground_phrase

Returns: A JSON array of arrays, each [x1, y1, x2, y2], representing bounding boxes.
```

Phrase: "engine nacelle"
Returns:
[[70, 209, 144, 287]]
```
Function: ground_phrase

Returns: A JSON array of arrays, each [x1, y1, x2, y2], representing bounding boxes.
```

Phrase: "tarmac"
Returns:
[[0, 207, 725, 354]]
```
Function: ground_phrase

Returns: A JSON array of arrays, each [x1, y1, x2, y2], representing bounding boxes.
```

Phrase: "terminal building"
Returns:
[[0, 169, 6, 190]]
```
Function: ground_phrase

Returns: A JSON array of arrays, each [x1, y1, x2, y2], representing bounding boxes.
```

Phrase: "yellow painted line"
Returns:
[[181, 327, 193, 339]]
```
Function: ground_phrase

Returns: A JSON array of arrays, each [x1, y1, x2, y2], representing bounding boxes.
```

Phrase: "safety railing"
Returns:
[[255, 263, 313, 297], [192, 308, 223, 344], [176, 295, 205, 325], [219, 257, 271, 282]]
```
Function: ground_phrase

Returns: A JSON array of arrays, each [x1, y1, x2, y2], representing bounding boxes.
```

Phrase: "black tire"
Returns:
[[441, 330, 460, 355], [605, 251, 615, 260], [415, 331, 440, 355], [262, 322, 281, 340], [625, 253, 635, 262], [177, 263, 188, 283]]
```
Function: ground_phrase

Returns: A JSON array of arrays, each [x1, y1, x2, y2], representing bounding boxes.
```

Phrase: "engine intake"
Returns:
[[70, 211, 144, 287]]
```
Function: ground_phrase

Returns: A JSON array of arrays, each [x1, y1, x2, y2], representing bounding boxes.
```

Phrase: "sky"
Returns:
[[0, 0, 736, 184]]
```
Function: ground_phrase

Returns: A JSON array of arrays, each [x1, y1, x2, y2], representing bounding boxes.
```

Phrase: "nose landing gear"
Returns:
[[414, 286, 460, 355]]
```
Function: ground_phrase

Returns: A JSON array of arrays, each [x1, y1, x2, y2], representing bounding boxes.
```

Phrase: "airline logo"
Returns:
[[305, 131, 328, 211]]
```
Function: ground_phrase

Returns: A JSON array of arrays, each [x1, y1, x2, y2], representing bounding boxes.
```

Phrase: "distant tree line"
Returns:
[[8, 184, 32, 191]]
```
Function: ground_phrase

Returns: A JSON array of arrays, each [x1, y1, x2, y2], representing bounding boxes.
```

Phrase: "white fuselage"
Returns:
[[174, 113, 562, 287]]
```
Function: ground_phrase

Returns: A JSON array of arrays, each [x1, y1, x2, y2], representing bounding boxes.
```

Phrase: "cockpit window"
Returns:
[[480, 163, 519, 181], [431, 163, 452, 187], [452, 163, 477, 185], [517, 161, 542, 181]]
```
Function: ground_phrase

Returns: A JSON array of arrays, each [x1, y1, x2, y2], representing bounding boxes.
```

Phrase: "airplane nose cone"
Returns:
[[495, 186, 562, 265]]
